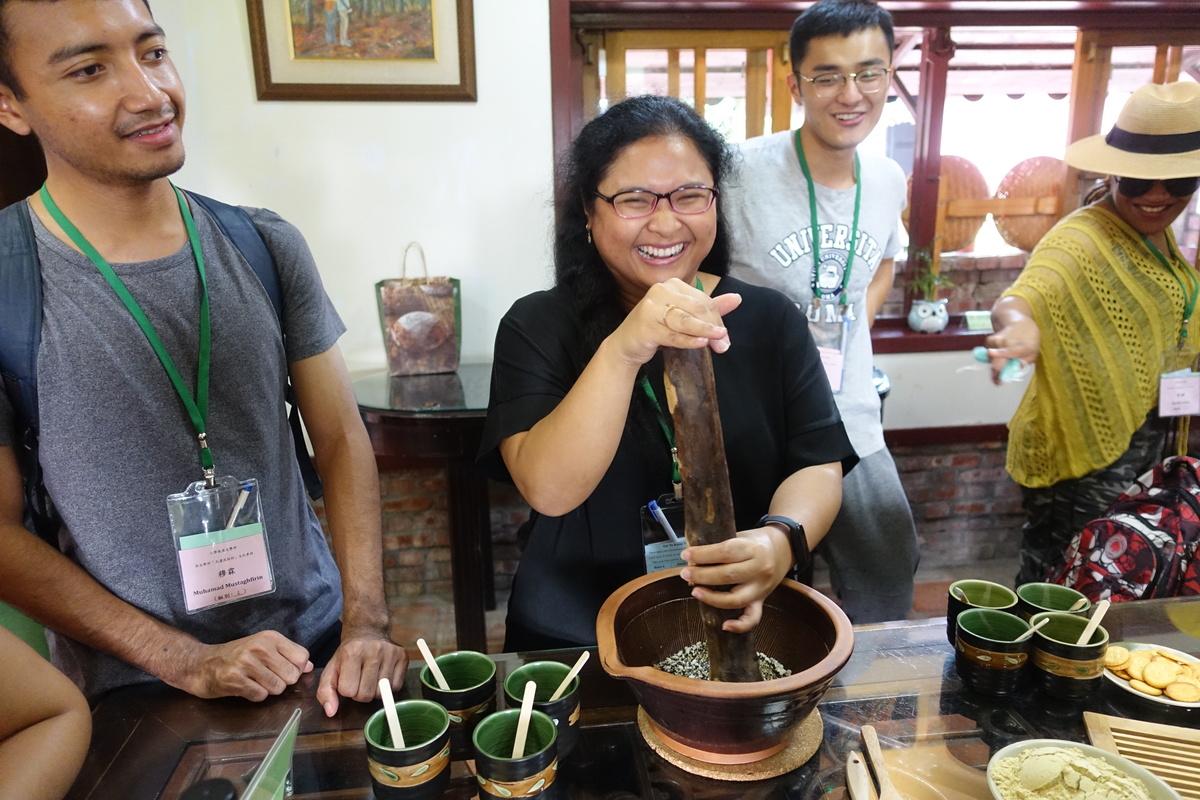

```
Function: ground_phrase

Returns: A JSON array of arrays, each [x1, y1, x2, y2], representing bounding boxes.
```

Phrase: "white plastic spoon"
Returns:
[[417, 638, 450, 691], [511, 680, 537, 759], [1075, 599, 1110, 646], [1013, 616, 1050, 643], [378, 677, 405, 749], [548, 651, 590, 702]]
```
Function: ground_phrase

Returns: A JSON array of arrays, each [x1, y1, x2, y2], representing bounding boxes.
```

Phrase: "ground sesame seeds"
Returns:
[[654, 642, 792, 681]]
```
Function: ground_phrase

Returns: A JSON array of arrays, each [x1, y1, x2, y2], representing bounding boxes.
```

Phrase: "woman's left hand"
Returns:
[[679, 525, 792, 633]]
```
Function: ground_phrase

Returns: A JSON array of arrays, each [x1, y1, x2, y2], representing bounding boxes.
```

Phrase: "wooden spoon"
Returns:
[[862, 724, 903, 800], [846, 750, 879, 800]]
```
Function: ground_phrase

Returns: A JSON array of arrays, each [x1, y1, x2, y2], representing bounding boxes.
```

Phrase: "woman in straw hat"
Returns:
[[987, 81, 1200, 585]]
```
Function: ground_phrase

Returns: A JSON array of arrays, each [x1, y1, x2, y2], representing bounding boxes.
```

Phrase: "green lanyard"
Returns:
[[641, 378, 681, 495], [1143, 233, 1199, 349], [793, 130, 861, 309], [639, 277, 705, 496], [40, 183, 216, 486]]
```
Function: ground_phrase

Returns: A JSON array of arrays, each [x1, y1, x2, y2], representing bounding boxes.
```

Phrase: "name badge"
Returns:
[[807, 300, 852, 394], [1159, 370, 1200, 417], [640, 495, 687, 573], [167, 476, 276, 613]]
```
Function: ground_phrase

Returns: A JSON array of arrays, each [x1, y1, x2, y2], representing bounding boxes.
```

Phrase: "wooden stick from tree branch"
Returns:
[[662, 346, 760, 682]]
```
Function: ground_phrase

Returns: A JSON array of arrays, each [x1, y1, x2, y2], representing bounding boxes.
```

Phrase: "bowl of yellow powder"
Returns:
[[987, 740, 1180, 800]]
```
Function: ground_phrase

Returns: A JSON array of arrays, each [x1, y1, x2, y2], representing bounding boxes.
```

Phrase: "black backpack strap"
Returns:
[[187, 192, 324, 500], [0, 200, 62, 541]]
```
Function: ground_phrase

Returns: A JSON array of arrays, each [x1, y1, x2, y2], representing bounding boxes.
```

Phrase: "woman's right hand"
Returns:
[[607, 277, 743, 368], [986, 296, 1040, 386]]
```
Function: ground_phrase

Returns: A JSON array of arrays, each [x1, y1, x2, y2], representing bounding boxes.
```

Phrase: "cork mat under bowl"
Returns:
[[903, 155, 989, 253], [637, 706, 823, 781], [994, 156, 1066, 252]]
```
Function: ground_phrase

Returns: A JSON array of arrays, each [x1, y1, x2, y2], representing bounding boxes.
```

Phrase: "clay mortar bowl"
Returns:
[[596, 568, 854, 764]]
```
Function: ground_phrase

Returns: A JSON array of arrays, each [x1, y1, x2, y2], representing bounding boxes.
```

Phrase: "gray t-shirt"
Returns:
[[725, 130, 907, 457], [0, 195, 346, 698]]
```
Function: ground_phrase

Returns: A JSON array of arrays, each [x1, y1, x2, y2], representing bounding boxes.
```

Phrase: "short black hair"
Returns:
[[0, 0, 154, 99], [789, 0, 895, 68]]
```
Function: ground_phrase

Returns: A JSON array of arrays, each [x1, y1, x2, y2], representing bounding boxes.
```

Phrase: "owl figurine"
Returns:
[[907, 299, 949, 333]]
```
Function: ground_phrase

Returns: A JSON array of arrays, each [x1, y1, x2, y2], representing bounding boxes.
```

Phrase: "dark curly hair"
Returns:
[[552, 94, 736, 462], [553, 94, 735, 362]]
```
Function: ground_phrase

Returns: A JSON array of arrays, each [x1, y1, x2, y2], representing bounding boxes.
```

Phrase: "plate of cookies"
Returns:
[[1102, 642, 1200, 708]]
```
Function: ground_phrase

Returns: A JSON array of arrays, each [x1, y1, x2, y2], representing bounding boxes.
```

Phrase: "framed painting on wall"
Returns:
[[245, 0, 476, 101]]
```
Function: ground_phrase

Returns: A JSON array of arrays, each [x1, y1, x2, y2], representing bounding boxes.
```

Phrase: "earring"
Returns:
[[586, 228, 592, 244]]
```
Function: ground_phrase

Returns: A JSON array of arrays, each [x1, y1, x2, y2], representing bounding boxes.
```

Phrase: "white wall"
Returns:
[[876, 351, 1025, 430], [153, 1, 556, 374], [151, 2, 1020, 430]]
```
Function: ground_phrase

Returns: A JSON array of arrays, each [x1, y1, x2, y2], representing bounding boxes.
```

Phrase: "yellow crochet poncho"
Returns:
[[1004, 203, 1199, 488]]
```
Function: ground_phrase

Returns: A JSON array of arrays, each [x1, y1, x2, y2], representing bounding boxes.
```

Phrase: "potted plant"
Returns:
[[905, 245, 954, 333]]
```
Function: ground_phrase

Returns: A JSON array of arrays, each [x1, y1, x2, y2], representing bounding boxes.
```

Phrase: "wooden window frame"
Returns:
[[549, 0, 1200, 352]]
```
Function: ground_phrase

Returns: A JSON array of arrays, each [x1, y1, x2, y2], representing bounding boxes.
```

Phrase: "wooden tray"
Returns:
[[1084, 711, 1200, 800]]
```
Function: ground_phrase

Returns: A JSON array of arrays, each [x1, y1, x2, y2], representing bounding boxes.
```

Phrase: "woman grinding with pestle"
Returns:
[[479, 95, 858, 651]]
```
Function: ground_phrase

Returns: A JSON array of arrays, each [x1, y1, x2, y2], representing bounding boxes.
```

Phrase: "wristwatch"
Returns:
[[758, 514, 810, 579]]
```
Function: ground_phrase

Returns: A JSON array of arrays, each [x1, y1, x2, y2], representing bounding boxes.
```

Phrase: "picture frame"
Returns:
[[245, 0, 476, 102]]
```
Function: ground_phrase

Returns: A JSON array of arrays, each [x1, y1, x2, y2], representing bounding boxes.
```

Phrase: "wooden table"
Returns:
[[353, 365, 494, 653], [67, 596, 1200, 799]]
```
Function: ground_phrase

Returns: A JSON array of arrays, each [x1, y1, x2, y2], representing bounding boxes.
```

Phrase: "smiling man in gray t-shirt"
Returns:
[[0, 0, 406, 710], [724, 0, 919, 623]]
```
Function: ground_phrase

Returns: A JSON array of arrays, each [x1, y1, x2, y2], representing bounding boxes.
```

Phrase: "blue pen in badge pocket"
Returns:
[[641, 496, 687, 573], [648, 499, 681, 543]]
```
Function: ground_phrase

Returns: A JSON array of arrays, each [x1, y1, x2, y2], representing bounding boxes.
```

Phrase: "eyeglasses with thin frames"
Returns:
[[794, 67, 892, 98], [593, 185, 718, 219]]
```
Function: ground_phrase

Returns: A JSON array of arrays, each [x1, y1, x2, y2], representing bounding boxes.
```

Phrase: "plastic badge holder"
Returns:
[[167, 476, 276, 614]]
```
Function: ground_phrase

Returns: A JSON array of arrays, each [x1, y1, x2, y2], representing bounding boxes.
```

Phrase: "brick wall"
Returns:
[[890, 439, 1024, 566], [345, 436, 1024, 617], [881, 253, 1029, 318]]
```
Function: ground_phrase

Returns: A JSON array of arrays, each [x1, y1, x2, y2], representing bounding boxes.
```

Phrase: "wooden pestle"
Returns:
[[662, 346, 761, 682]]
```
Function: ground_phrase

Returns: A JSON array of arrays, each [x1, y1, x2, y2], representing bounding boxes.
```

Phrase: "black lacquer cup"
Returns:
[[504, 661, 581, 758], [1028, 611, 1108, 700], [954, 608, 1032, 696], [1015, 582, 1090, 621], [364, 699, 452, 800], [473, 709, 559, 798], [946, 579, 1019, 646], [419, 650, 497, 759]]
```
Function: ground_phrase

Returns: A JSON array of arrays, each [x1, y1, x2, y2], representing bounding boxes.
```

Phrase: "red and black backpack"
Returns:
[[1050, 456, 1200, 602]]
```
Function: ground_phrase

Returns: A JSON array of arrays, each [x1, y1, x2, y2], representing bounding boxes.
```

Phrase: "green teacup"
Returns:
[[946, 579, 1019, 646], [1015, 582, 1090, 621], [504, 661, 581, 758], [364, 699, 451, 800], [419, 650, 497, 759], [473, 709, 559, 797]]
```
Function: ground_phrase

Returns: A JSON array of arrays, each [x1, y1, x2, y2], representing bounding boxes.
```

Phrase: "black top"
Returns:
[[479, 275, 857, 646]]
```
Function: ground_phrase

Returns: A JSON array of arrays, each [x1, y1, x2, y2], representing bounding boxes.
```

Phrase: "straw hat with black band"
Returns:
[[1065, 81, 1200, 180]]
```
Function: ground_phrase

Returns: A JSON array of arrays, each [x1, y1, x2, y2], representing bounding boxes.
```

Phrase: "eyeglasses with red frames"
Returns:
[[593, 185, 718, 219], [1116, 176, 1200, 199]]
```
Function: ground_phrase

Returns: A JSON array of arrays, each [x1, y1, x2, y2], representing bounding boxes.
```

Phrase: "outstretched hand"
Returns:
[[608, 278, 742, 368], [986, 297, 1040, 385], [679, 524, 792, 634], [984, 317, 1039, 385]]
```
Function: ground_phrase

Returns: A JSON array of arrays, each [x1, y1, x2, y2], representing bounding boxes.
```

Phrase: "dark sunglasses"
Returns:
[[1116, 175, 1200, 198]]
